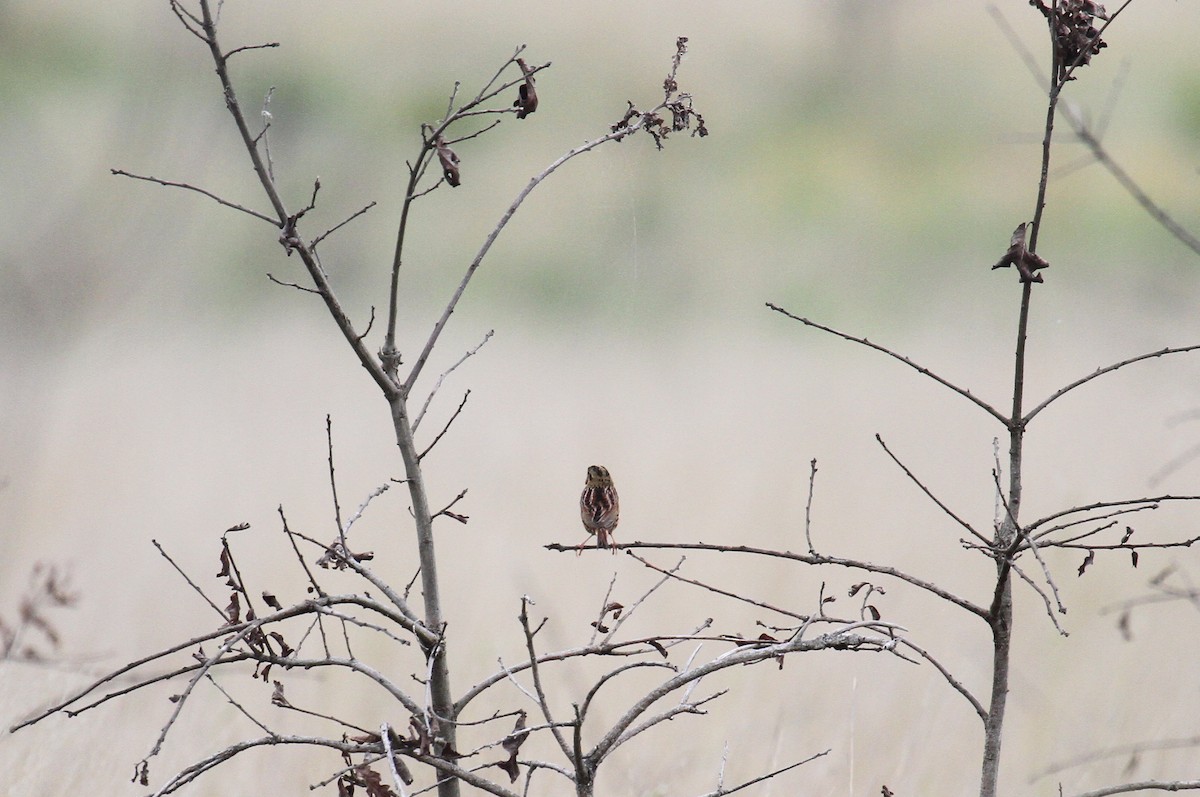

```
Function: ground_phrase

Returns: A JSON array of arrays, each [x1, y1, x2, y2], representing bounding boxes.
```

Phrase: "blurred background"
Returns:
[[2, 1, 1199, 794]]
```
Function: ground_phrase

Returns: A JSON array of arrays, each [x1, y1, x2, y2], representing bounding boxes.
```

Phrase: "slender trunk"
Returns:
[[980, 571, 1012, 797], [980, 280, 1033, 796], [391, 396, 459, 797]]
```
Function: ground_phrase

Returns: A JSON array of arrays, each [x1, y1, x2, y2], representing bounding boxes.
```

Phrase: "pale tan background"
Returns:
[[2, 2, 1200, 795]]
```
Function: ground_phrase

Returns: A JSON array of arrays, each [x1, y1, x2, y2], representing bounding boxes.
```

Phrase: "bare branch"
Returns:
[[876, 434, 991, 545], [225, 41, 279, 61], [766, 303, 1009, 425], [1025, 345, 1200, 423], [1009, 561, 1067, 636], [1067, 781, 1200, 797], [413, 330, 494, 431], [629, 552, 807, 622], [552, 541, 990, 620], [1026, 495, 1200, 536], [803, 458, 819, 554], [693, 749, 831, 797], [418, 391, 471, 462], [111, 169, 276, 224], [896, 638, 986, 721], [403, 105, 685, 394], [517, 597, 572, 761], [310, 200, 378, 250], [151, 538, 226, 619], [266, 273, 321, 294]]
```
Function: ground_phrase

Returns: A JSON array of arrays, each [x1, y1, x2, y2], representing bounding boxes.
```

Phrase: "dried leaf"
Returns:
[[648, 639, 669, 658], [223, 592, 241, 625], [262, 591, 283, 611], [354, 765, 398, 797], [271, 680, 291, 707], [992, 222, 1049, 283], [501, 710, 529, 757], [497, 755, 521, 783], [1130, 550, 1139, 568], [513, 57, 538, 119], [436, 138, 461, 187], [269, 631, 293, 657], [1077, 549, 1095, 576]]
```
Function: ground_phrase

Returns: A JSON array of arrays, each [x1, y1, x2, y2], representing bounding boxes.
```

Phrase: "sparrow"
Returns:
[[580, 465, 619, 552]]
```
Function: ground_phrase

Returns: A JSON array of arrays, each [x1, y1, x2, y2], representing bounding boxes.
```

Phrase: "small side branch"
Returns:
[[1025, 345, 1200, 423], [413, 330, 493, 431], [876, 434, 990, 545], [418, 391, 471, 462], [766, 303, 1008, 425], [111, 169, 276, 224], [310, 201, 378, 250]]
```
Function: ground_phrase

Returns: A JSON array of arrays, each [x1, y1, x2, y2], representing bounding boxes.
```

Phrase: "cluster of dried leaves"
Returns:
[[1030, 0, 1109, 80], [612, 37, 708, 149]]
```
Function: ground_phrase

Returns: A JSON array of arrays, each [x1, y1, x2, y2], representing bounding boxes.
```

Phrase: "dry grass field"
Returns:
[[3, 3, 1199, 795]]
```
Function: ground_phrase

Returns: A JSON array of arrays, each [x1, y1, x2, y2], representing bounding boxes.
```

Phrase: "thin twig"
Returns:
[[1025, 345, 1200, 423], [266, 273, 321, 294], [151, 539, 225, 618], [111, 169, 276, 224], [413, 330, 494, 431], [628, 553, 807, 622], [1009, 561, 1067, 636], [310, 201, 378, 250], [803, 458, 818, 554], [766, 304, 1008, 425], [418, 391, 471, 462], [694, 749, 831, 797], [1026, 495, 1200, 535], [402, 113, 673, 394], [896, 638, 986, 721], [876, 434, 991, 545]]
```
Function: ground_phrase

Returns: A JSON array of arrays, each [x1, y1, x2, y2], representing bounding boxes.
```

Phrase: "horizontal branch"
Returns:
[[1068, 780, 1200, 797], [552, 542, 990, 620]]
